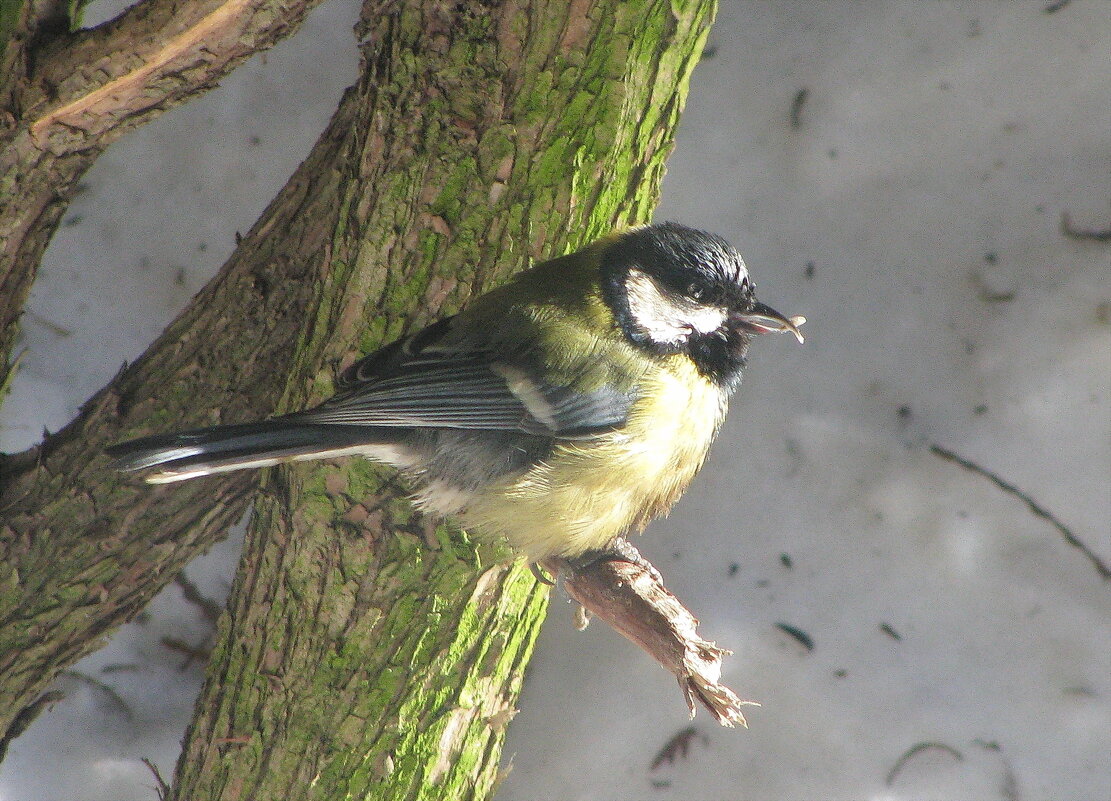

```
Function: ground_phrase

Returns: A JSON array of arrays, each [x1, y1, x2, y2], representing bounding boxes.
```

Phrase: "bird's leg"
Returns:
[[565, 536, 664, 585]]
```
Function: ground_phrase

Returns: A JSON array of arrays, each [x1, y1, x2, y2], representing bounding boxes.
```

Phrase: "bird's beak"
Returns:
[[733, 301, 806, 343]]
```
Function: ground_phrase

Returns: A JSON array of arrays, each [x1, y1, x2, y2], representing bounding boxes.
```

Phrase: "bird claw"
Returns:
[[529, 561, 556, 586], [565, 537, 663, 584]]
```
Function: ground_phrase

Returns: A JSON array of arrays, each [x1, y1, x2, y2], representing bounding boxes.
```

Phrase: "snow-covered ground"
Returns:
[[1, 2, 1108, 800]]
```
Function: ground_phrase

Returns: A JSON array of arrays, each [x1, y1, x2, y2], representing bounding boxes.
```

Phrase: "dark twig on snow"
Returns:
[[886, 741, 963, 786], [789, 88, 809, 129], [1060, 212, 1111, 242], [930, 444, 1110, 580], [650, 725, 707, 769]]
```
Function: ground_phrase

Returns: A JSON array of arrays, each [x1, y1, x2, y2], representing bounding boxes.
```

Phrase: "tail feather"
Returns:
[[107, 421, 401, 483]]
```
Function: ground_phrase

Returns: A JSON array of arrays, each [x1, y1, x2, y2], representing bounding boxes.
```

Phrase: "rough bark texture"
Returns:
[[0, 96, 354, 747], [1, 0, 330, 751], [0, 0, 716, 792], [0, 0, 328, 391]]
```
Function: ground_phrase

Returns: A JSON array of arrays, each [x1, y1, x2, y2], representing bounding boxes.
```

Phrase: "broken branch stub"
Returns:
[[549, 551, 759, 728]]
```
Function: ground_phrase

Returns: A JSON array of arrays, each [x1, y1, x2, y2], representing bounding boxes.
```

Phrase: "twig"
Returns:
[[789, 88, 809, 129], [886, 741, 963, 786], [1060, 212, 1111, 242], [775, 622, 814, 651], [930, 444, 1110, 580], [175, 571, 225, 623], [142, 757, 171, 801], [1043, 0, 1072, 13], [548, 543, 759, 727], [650, 725, 706, 769], [879, 622, 902, 641]]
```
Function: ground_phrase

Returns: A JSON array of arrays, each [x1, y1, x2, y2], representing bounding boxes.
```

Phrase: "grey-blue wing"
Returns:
[[291, 323, 633, 437]]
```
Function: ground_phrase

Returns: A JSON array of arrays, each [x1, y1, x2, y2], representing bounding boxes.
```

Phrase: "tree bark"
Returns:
[[0, 95, 354, 752], [1, 0, 331, 754], [0, 0, 329, 391], [0, 0, 716, 792]]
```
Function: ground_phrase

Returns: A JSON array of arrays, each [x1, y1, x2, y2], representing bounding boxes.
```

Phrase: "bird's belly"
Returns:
[[458, 360, 728, 561]]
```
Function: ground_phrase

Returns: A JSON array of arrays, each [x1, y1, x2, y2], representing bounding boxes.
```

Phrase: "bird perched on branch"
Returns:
[[109, 223, 804, 563]]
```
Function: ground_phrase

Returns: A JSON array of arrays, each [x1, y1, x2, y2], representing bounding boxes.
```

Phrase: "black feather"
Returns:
[[106, 421, 393, 475]]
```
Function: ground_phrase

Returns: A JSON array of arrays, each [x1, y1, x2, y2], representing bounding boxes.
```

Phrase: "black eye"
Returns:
[[686, 282, 706, 301]]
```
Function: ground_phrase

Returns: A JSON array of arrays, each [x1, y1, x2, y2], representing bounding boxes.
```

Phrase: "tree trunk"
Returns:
[[0, 0, 716, 792]]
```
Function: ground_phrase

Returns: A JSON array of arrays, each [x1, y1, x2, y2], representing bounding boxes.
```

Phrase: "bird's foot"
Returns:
[[565, 537, 663, 585]]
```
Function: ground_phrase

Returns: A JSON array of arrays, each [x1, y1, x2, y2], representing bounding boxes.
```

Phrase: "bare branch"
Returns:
[[27, 0, 327, 153], [1, 0, 330, 399], [550, 547, 759, 728]]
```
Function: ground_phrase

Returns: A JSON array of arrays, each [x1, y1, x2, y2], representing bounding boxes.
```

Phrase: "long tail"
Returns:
[[107, 420, 400, 484]]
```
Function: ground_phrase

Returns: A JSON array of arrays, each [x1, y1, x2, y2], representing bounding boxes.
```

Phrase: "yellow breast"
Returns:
[[461, 356, 728, 561]]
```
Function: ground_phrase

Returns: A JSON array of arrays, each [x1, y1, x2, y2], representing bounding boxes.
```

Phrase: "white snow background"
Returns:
[[1, 1, 1108, 799]]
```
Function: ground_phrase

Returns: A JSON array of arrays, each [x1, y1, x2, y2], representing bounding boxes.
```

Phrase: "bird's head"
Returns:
[[601, 222, 804, 387]]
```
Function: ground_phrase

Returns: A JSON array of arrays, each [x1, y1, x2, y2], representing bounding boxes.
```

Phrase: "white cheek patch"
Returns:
[[624, 269, 726, 346]]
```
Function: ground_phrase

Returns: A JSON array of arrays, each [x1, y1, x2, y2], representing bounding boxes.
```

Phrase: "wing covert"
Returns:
[[292, 320, 635, 437]]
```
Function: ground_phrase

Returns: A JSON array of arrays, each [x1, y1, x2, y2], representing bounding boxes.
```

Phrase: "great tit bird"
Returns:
[[108, 223, 804, 562]]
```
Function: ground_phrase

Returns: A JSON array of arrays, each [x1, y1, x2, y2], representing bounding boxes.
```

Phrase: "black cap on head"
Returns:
[[605, 222, 750, 295]]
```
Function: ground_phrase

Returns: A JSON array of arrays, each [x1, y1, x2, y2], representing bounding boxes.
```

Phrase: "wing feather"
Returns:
[[291, 323, 634, 437]]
